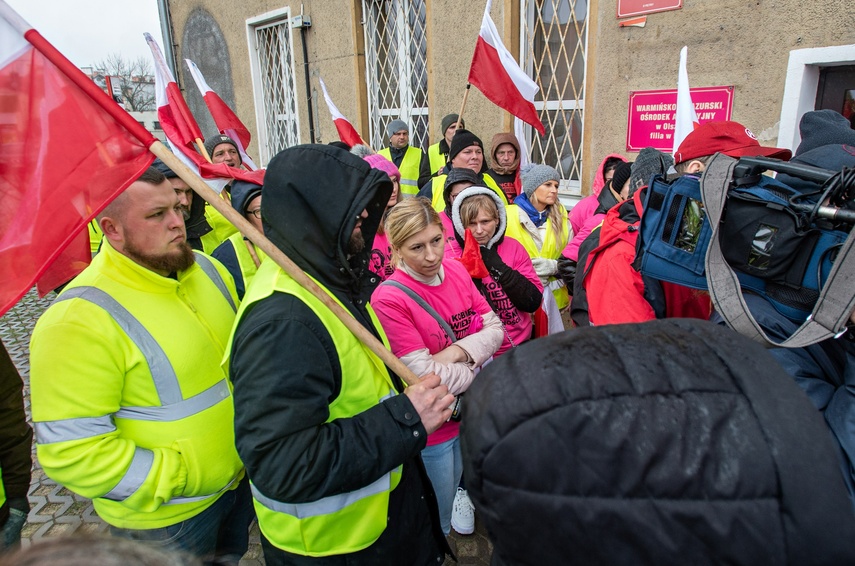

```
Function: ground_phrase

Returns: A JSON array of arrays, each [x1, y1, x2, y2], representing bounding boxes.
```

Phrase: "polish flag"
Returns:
[[146, 34, 263, 190], [673, 46, 700, 154], [185, 58, 257, 170], [468, 0, 544, 135], [0, 1, 156, 314], [319, 77, 364, 148]]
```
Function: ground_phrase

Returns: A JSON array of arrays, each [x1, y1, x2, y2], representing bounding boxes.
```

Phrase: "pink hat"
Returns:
[[363, 154, 401, 181]]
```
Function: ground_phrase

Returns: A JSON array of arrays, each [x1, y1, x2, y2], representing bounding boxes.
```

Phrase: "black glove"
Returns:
[[480, 245, 510, 280], [556, 256, 577, 290]]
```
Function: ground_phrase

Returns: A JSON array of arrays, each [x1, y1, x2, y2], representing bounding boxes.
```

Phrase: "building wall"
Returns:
[[585, 0, 855, 188], [165, 0, 854, 194]]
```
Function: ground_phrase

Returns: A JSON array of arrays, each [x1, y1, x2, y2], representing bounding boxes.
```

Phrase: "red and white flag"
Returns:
[[146, 34, 263, 190], [185, 58, 257, 170], [0, 1, 156, 314], [673, 46, 700, 154], [468, 0, 544, 135], [319, 77, 364, 148]]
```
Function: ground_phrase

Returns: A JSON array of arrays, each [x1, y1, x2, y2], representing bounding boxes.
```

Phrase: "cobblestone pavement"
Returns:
[[1, 288, 492, 564]]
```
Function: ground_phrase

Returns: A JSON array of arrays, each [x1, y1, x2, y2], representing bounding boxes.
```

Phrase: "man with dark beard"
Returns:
[[29, 166, 254, 564], [227, 145, 453, 564]]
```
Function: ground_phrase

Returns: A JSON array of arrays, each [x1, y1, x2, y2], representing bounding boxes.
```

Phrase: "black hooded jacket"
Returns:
[[229, 145, 447, 563], [462, 319, 855, 565]]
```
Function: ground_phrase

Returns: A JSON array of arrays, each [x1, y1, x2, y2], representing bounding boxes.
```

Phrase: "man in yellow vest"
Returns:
[[152, 159, 219, 254], [426, 114, 464, 175], [0, 340, 31, 551], [212, 179, 266, 300], [29, 167, 253, 563], [227, 144, 453, 564], [379, 119, 431, 196], [417, 128, 508, 212]]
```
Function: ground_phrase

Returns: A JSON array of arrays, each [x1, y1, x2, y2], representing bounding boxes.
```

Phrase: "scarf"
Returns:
[[514, 193, 549, 227]]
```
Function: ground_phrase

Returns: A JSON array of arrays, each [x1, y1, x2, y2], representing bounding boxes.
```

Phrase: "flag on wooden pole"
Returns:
[[468, 0, 545, 135], [0, 0, 157, 313], [319, 77, 365, 147], [185, 58, 257, 170]]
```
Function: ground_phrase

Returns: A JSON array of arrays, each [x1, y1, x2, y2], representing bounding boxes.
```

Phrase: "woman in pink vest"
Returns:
[[371, 197, 503, 537]]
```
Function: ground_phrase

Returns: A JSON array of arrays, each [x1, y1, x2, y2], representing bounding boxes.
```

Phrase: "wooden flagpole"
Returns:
[[455, 84, 471, 131], [148, 141, 421, 387]]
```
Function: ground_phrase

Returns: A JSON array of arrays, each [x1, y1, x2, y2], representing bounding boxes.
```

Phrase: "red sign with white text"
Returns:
[[626, 86, 734, 152], [618, 0, 682, 18]]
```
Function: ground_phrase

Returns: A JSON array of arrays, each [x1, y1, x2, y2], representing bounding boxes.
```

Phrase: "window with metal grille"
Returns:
[[362, 0, 429, 150], [521, 0, 587, 195], [247, 9, 301, 165]]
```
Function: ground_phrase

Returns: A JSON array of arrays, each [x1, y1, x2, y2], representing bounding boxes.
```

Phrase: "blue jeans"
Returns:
[[421, 436, 462, 535], [111, 476, 254, 565]]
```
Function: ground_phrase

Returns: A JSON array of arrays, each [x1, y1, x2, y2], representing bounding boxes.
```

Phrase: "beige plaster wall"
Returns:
[[167, 0, 853, 191], [584, 0, 855, 191]]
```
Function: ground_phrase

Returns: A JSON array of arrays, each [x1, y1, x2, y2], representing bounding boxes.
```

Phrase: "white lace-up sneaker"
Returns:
[[451, 487, 475, 535]]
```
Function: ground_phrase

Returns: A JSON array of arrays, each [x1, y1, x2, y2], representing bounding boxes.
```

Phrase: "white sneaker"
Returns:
[[451, 487, 475, 535]]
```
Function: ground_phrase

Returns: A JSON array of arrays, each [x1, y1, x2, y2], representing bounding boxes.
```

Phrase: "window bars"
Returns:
[[250, 14, 301, 164], [522, 0, 588, 192], [362, 0, 430, 150]]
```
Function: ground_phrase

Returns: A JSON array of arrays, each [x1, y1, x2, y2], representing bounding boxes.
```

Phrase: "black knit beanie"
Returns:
[[448, 129, 483, 163], [608, 161, 633, 196]]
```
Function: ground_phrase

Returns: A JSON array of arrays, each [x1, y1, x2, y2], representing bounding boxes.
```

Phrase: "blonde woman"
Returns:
[[505, 163, 573, 312], [371, 197, 503, 537]]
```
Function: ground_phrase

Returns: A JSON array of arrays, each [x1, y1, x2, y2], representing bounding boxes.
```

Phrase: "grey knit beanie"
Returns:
[[204, 134, 240, 162], [795, 110, 855, 156], [441, 114, 463, 135], [629, 147, 672, 195], [520, 163, 560, 197], [386, 119, 408, 139]]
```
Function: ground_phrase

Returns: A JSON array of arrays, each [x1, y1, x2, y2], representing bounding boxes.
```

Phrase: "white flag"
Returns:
[[673, 46, 700, 154]]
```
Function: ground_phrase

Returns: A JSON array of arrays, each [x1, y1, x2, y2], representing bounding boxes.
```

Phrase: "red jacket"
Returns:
[[583, 190, 711, 325]]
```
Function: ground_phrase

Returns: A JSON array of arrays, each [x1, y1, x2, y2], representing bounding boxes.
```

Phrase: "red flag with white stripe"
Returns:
[[0, 1, 156, 313], [185, 58, 257, 170], [146, 34, 262, 190], [319, 77, 365, 148], [468, 0, 545, 135]]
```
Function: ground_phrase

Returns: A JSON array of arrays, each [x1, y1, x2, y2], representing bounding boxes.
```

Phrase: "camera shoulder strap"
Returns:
[[701, 152, 855, 348]]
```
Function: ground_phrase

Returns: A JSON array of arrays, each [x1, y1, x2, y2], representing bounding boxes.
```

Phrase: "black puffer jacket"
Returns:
[[230, 145, 447, 564], [462, 319, 855, 565]]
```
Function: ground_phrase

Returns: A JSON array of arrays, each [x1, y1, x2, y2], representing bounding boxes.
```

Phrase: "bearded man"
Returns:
[[29, 166, 254, 564]]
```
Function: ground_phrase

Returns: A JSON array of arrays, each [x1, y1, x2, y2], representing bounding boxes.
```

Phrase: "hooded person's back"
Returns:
[[462, 319, 855, 566]]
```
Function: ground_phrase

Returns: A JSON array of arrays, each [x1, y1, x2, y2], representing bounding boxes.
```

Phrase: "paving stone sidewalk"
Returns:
[[2, 288, 491, 564]]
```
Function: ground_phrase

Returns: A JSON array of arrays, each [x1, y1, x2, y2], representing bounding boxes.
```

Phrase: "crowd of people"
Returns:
[[2, 109, 855, 565]]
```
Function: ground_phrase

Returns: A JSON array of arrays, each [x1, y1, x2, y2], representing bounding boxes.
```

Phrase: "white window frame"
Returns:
[[778, 44, 855, 152], [246, 7, 302, 166], [361, 0, 430, 150]]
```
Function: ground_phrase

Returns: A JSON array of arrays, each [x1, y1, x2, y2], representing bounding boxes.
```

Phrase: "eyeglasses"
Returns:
[[247, 209, 262, 219]]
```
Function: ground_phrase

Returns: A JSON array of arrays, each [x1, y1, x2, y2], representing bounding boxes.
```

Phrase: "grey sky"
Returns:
[[5, 0, 165, 68]]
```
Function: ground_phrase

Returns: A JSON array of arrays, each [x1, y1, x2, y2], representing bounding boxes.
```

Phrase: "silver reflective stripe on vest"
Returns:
[[193, 252, 236, 312], [116, 379, 230, 422], [165, 475, 238, 506], [251, 471, 392, 519], [103, 447, 154, 501], [399, 179, 419, 187], [51, 284, 235, 503], [34, 415, 116, 444], [55, 287, 182, 405]]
